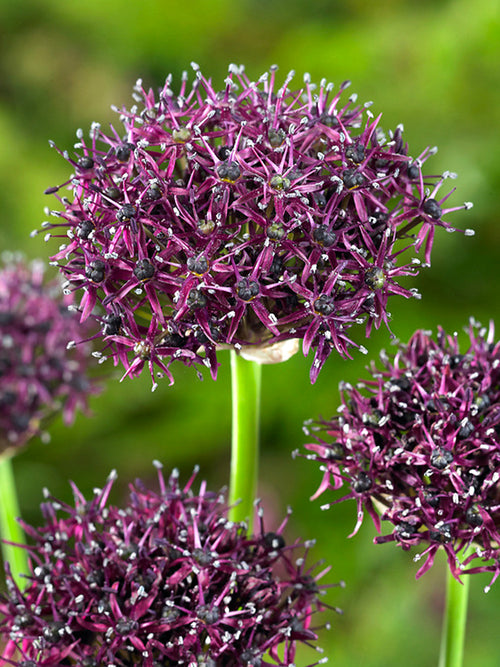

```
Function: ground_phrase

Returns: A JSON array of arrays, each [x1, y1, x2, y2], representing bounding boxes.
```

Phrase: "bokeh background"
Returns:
[[1, 0, 499, 664]]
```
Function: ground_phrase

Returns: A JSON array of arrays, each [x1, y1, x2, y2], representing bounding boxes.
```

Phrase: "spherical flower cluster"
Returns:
[[302, 320, 500, 588], [43, 63, 471, 387], [0, 464, 337, 666], [0, 255, 98, 453]]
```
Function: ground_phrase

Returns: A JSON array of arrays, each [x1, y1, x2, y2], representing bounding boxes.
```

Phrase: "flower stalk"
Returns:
[[0, 454, 27, 588], [439, 566, 470, 667], [228, 350, 261, 530]]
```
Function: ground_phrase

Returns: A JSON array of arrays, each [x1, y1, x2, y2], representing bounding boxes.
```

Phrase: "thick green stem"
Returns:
[[438, 566, 470, 667], [0, 454, 28, 588], [228, 351, 262, 532]]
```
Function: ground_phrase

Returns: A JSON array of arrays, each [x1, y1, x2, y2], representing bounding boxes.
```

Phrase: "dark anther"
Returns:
[[217, 145, 232, 160], [430, 524, 452, 544], [264, 532, 286, 550], [345, 143, 365, 163], [313, 226, 336, 247], [313, 294, 335, 316], [42, 622, 64, 644], [343, 169, 365, 189], [458, 420, 474, 439], [364, 267, 386, 290], [216, 160, 241, 182], [266, 222, 286, 241], [187, 289, 207, 309], [116, 204, 137, 223], [77, 156, 94, 170], [352, 471, 372, 493], [270, 174, 290, 190], [196, 604, 220, 624], [430, 447, 454, 470], [422, 198, 442, 220], [115, 143, 134, 162], [236, 279, 259, 302], [76, 219, 95, 240], [104, 186, 122, 201], [466, 504, 483, 527], [145, 183, 163, 201], [85, 260, 106, 283], [187, 256, 209, 275], [133, 259, 155, 281], [396, 522, 417, 539], [313, 191, 327, 208], [407, 163, 420, 179], [268, 127, 286, 147], [115, 618, 138, 635], [103, 314, 122, 336], [449, 354, 463, 369]]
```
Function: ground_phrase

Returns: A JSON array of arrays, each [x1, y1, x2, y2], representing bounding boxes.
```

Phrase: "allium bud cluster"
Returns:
[[0, 255, 98, 453], [0, 464, 337, 666], [43, 64, 471, 387], [303, 320, 500, 588]]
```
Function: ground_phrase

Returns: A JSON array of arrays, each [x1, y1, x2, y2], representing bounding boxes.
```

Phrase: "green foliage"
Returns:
[[1, 0, 499, 663]]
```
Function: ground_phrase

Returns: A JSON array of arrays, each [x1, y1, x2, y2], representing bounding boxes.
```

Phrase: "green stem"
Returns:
[[0, 453, 28, 588], [438, 565, 470, 667], [228, 351, 262, 532]]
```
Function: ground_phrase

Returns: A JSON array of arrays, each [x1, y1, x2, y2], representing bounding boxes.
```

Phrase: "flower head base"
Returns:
[[43, 64, 471, 386], [0, 254, 99, 453], [303, 320, 500, 588], [0, 464, 338, 666]]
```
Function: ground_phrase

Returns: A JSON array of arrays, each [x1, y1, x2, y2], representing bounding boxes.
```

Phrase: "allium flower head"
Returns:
[[0, 463, 338, 666], [0, 254, 98, 453], [302, 320, 500, 588], [43, 64, 472, 386]]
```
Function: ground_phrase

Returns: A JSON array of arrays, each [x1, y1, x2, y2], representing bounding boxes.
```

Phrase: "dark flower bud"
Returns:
[[43, 621, 64, 643], [396, 522, 418, 539], [407, 162, 420, 179], [187, 256, 209, 275], [449, 354, 463, 369], [187, 289, 207, 309], [352, 472, 372, 493], [430, 447, 454, 470], [133, 259, 155, 281], [465, 504, 483, 527], [236, 279, 259, 302], [268, 127, 286, 147], [115, 143, 134, 161], [422, 198, 442, 219], [365, 267, 386, 290], [319, 113, 339, 127], [313, 226, 336, 247], [196, 604, 220, 624], [104, 186, 122, 200], [266, 222, 286, 241], [458, 420, 474, 439], [76, 219, 95, 240], [217, 160, 240, 182], [217, 145, 232, 160], [345, 143, 365, 163], [116, 618, 138, 635], [313, 191, 327, 208], [343, 169, 365, 189], [430, 524, 452, 544], [145, 183, 163, 201], [77, 156, 94, 170], [103, 314, 122, 336], [117, 204, 137, 223], [264, 532, 286, 550], [313, 294, 335, 316], [85, 260, 106, 283]]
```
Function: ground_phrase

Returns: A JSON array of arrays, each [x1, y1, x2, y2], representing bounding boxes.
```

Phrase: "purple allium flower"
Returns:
[[0, 254, 99, 453], [0, 463, 339, 666], [302, 320, 500, 588], [41, 64, 472, 387]]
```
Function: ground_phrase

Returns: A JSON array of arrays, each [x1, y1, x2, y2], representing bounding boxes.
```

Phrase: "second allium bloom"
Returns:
[[45, 64, 470, 385], [303, 321, 500, 587], [0, 465, 334, 666]]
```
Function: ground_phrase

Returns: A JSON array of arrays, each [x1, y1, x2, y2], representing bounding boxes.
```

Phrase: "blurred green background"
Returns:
[[1, 0, 499, 664]]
